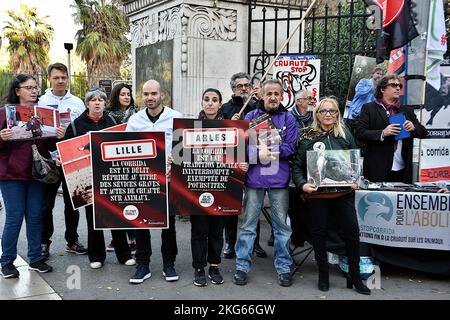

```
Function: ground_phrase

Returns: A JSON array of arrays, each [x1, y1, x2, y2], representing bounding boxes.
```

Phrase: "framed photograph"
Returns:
[[306, 149, 361, 187]]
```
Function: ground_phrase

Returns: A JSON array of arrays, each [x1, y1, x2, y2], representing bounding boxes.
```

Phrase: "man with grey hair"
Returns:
[[221, 72, 267, 260], [290, 89, 316, 134], [233, 79, 297, 287], [126, 80, 183, 284]]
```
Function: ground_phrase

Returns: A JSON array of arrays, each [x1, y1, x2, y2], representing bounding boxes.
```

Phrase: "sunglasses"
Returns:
[[386, 83, 403, 89], [318, 109, 338, 115]]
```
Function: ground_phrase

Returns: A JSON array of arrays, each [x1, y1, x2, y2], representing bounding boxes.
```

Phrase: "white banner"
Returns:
[[273, 55, 320, 110], [356, 190, 450, 251], [419, 139, 450, 181]]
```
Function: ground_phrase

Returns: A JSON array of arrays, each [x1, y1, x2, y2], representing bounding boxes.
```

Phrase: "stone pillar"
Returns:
[[126, 0, 248, 117]]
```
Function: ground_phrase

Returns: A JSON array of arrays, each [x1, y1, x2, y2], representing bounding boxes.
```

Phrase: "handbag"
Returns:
[[31, 144, 60, 184]]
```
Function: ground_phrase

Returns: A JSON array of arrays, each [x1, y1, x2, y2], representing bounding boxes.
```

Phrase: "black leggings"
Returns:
[[307, 192, 361, 272]]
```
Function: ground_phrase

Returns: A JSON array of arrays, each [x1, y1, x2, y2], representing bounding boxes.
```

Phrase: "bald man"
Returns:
[[126, 80, 183, 284]]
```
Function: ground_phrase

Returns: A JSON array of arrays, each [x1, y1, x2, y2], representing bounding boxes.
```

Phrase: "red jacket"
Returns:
[[0, 107, 56, 181]]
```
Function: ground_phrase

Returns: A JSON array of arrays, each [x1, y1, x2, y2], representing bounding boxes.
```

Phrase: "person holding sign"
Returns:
[[126, 80, 183, 284], [221, 72, 267, 260], [38, 63, 87, 260], [355, 74, 427, 183], [190, 88, 227, 286], [292, 97, 370, 295], [233, 79, 297, 287], [63, 88, 135, 269], [0, 74, 54, 278]]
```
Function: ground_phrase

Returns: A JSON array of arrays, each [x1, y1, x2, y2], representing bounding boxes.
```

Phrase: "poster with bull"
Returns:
[[5, 105, 60, 140], [419, 62, 450, 182], [356, 190, 450, 251], [57, 123, 127, 210], [170, 119, 248, 216], [273, 55, 320, 110], [90, 131, 168, 230]]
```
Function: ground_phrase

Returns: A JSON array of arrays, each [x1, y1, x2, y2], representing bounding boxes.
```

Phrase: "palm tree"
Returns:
[[72, 0, 130, 87], [2, 4, 54, 74]]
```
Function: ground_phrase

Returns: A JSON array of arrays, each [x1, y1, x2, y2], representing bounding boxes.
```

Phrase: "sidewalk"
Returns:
[[1, 194, 450, 300], [0, 241, 61, 300]]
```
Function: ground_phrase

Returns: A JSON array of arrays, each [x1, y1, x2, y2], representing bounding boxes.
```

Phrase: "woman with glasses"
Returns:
[[105, 83, 137, 254], [0, 74, 54, 278], [63, 88, 135, 269], [292, 97, 370, 295]]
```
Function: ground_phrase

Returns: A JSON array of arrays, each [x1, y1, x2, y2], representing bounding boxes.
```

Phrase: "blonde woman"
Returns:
[[292, 97, 370, 295]]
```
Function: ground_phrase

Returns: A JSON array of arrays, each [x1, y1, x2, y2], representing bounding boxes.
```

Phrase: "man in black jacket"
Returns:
[[221, 72, 267, 259], [355, 73, 427, 183]]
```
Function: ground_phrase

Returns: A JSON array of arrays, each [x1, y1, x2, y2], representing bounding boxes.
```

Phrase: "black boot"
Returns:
[[346, 272, 371, 295], [223, 242, 235, 259], [347, 262, 371, 295], [317, 263, 329, 292], [253, 242, 267, 258], [318, 270, 329, 292]]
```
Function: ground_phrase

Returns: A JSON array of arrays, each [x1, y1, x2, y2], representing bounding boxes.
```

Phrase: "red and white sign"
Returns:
[[101, 139, 156, 161], [183, 128, 238, 148], [419, 139, 450, 182]]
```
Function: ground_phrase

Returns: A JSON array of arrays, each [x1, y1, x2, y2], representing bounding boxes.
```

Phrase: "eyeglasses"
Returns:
[[386, 83, 403, 89], [298, 96, 316, 101], [318, 109, 338, 115], [234, 83, 251, 89], [19, 85, 39, 91]]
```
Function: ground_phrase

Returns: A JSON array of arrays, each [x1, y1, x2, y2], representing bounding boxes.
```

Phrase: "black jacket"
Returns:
[[64, 110, 118, 139], [355, 101, 427, 183], [221, 95, 257, 120], [292, 126, 358, 192]]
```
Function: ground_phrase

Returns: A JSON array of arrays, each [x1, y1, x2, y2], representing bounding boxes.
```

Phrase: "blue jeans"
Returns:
[[236, 187, 292, 274], [0, 180, 46, 266]]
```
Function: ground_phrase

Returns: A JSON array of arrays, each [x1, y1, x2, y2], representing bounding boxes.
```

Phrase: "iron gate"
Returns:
[[247, 0, 377, 107]]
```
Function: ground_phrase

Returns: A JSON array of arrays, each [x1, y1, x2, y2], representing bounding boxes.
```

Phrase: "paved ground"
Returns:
[[1, 192, 450, 301]]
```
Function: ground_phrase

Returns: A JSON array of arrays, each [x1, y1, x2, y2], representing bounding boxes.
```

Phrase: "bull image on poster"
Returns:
[[57, 123, 127, 210], [170, 119, 248, 216], [307, 149, 361, 187], [91, 131, 168, 230], [5, 105, 61, 140]]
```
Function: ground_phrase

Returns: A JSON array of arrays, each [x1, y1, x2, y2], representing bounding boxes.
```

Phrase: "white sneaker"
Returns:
[[125, 258, 136, 266], [90, 262, 103, 269]]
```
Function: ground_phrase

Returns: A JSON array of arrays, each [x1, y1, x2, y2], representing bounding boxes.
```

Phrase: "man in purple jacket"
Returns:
[[233, 79, 298, 287]]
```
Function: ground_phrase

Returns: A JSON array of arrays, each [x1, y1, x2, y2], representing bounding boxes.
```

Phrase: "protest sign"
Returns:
[[57, 123, 127, 210], [273, 55, 320, 110], [91, 131, 168, 230], [5, 105, 60, 140], [170, 119, 248, 216]]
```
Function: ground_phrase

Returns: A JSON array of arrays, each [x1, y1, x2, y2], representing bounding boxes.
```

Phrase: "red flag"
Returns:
[[364, 0, 419, 64], [388, 47, 405, 74]]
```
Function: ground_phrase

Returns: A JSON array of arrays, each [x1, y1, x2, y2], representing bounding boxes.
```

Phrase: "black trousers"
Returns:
[[307, 192, 361, 273], [190, 214, 225, 269], [85, 205, 131, 264], [387, 169, 406, 183], [41, 175, 80, 246], [134, 214, 177, 267]]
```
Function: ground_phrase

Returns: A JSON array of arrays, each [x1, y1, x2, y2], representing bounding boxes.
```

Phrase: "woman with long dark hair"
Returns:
[[0, 74, 54, 278], [105, 83, 137, 253], [107, 83, 137, 123]]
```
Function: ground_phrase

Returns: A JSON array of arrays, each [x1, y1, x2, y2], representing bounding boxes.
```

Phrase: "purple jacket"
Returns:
[[244, 103, 298, 188]]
